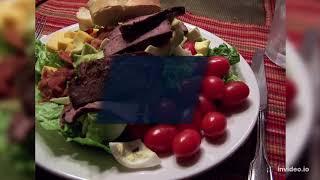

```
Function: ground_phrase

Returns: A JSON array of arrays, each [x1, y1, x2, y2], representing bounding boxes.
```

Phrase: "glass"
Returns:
[[265, 0, 286, 68]]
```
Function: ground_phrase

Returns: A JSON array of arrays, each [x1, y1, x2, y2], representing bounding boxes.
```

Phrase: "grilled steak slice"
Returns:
[[68, 58, 111, 108], [103, 20, 172, 56], [62, 101, 103, 124], [68, 52, 152, 108], [120, 7, 186, 41]]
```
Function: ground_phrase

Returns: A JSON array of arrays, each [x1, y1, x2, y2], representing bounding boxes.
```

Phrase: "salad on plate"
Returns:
[[36, 0, 251, 170]]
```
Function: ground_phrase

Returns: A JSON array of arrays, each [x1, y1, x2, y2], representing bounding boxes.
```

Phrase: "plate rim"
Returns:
[[36, 22, 260, 179], [286, 42, 315, 167]]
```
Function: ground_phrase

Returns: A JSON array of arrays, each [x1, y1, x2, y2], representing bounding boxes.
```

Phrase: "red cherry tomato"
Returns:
[[286, 78, 296, 109], [126, 124, 151, 139], [172, 129, 201, 157], [206, 56, 230, 77], [223, 81, 250, 106], [144, 125, 178, 153], [201, 112, 227, 139], [202, 76, 225, 100], [183, 41, 196, 55], [197, 95, 216, 115]]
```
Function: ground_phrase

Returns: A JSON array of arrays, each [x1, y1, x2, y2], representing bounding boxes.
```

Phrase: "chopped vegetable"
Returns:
[[223, 65, 240, 83], [35, 102, 64, 131], [223, 72, 239, 83], [50, 97, 70, 105], [72, 43, 104, 67], [67, 137, 111, 153], [195, 40, 210, 55], [145, 45, 169, 56], [59, 113, 126, 154], [209, 43, 240, 65], [186, 27, 201, 41], [35, 40, 65, 78]]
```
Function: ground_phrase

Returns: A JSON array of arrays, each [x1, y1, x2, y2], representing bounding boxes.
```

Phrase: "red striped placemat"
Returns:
[[36, 0, 285, 179]]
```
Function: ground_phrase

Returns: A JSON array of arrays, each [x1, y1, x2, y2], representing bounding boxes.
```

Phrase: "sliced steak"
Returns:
[[104, 20, 172, 56], [68, 58, 111, 108], [97, 26, 115, 40], [68, 52, 152, 108], [61, 101, 103, 124], [120, 7, 186, 41]]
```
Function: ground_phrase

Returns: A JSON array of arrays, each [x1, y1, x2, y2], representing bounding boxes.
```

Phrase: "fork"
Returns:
[[248, 49, 274, 180], [35, 15, 47, 39]]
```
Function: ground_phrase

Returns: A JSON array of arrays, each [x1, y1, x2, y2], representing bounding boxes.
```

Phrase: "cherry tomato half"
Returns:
[[223, 81, 249, 107], [183, 41, 197, 55], [206, 56, 230, 77], [144, 125, 178, 153], [201, 76, 225, 100], [201, 112, 227, 139], [172, 129, 201, 158]]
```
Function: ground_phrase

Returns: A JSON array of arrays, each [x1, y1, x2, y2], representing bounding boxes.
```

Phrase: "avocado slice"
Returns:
[[145, 45, 170, 56], [73, 51, 104, 67], [186, 27, 202, 41], [50, 97, 70, 105], [170, 29, 184, 49]]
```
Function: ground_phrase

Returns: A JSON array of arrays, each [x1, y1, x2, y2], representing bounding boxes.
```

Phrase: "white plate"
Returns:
[[286, 42, 315, 167], [36, 23, 260, 180]]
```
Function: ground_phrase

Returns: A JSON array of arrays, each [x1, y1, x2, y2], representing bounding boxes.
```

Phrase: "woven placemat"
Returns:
[[161, 0, 266, 25]]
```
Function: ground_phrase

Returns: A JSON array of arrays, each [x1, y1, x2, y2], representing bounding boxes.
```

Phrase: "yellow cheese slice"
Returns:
[[46, 31, 65, 52]]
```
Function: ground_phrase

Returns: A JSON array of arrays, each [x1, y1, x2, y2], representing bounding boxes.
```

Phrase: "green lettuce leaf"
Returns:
[[35, 40, 65, 76], [62, 113, 126, 154], [35, 102, 64, 130], [66, 137, 111, 153], [84, 113, 126, 142], [209, 43, 240, 65], [35, 86, 42, 103], [223, 66, 240, 83], [50, 96, 70, 105]]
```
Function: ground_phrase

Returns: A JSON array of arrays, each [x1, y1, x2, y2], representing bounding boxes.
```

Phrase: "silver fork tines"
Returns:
[[35, 15, 47, 39], [248, 49, 273, 180]]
